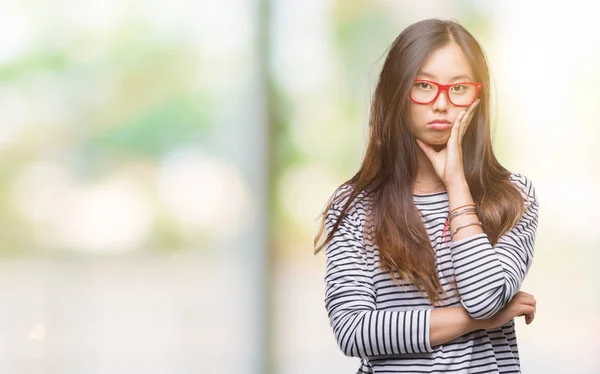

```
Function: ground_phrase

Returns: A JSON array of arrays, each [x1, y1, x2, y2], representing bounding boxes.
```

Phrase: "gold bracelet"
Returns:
[[450, 221, 482, 240], [449, 211, 478, 223], [449, 207, 477, 221], [449, 203, 475, 214]]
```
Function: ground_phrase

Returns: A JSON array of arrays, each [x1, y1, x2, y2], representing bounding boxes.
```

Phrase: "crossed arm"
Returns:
[[323, 176, 539, 358]]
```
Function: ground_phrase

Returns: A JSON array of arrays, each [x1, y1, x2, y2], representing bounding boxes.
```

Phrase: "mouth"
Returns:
[[427, 121, 453, 131]]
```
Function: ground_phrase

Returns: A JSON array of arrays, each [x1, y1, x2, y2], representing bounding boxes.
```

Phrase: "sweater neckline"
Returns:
[[412, 190, 448, 202]]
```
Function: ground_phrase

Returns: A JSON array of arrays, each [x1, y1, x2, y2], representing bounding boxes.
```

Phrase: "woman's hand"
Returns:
[[416, 99, 480, 186], [475, 291, 537, 330]]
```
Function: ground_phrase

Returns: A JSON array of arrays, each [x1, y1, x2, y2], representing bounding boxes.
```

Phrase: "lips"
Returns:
[[427, 120, 452, 131]]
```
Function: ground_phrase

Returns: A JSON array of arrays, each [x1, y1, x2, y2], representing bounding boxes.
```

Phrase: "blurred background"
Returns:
[[0, 0, 598, 373]]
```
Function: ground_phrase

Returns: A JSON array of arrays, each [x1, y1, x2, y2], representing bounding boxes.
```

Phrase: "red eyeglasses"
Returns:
[[409, 79, 483, 107]]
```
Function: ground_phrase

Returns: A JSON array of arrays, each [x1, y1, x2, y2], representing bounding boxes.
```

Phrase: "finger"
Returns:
[[455, 110, 470, 146], [453, 111, 466, 133], [463, 98, 480, 120], [449, 111, 466, 145], [520, 294, 537, 307], [459, 100, 479, 134], [520, 305, 535, 317], [514, 291, 536, 304], [525, 313, 534, 325], [526, 306, 536, 324], [459, 99, 480, 139]]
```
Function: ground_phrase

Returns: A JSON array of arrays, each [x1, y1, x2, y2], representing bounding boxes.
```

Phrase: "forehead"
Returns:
[[416, 43, 474, 82]]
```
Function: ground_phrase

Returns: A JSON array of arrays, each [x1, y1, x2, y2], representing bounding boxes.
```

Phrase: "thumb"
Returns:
[[416, 138, 437, 161]]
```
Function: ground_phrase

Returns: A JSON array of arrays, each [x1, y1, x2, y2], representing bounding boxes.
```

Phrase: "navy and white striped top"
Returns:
[[323, 172, 539, 373]]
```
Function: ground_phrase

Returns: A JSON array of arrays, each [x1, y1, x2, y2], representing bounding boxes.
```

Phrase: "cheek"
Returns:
[[449, 109, 463, 123], [408, 104, 428, 127]]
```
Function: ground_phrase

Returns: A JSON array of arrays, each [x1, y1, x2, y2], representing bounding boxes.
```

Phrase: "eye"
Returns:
[[451, 85, 465, 92], [415, 82, 432, 90]]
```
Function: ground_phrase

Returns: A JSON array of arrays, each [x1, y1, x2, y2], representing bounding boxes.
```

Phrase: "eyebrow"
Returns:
[[416, 70, 474, 81]]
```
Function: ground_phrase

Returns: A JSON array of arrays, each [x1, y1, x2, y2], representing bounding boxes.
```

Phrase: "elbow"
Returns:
[[333, 324, 363, 358], [339, 344, 361, 358], [461, 290, 508, 320], [333, 333, 363, 358], [459, 270, 524, 320], [464, 307, 496, 320], [330, 311, 367, 358]]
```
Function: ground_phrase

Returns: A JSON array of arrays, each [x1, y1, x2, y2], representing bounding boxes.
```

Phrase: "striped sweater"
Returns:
[[323, 172, 539, 373]]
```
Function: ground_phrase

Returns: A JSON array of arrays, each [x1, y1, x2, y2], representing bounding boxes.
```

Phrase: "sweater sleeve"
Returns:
[[448, 173, 540, 320], [323, 195, 434, 358]]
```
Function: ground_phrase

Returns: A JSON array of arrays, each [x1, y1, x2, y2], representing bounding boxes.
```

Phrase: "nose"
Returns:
[[432, 88, 449, 112]]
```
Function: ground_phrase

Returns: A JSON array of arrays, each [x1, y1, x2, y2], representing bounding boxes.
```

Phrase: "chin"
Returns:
[[425, 136, 448, 146], [431, 143, 446, 152], [418, 136, 447, 151]]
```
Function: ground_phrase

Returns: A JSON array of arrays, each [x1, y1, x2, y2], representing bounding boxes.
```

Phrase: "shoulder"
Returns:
[[324, 184, 373, 236], [508, 171, 538, 209], [328, 184, 371, 219]]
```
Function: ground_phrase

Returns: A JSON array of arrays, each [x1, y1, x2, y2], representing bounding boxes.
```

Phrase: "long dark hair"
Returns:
[[314, 18, 528, 306]]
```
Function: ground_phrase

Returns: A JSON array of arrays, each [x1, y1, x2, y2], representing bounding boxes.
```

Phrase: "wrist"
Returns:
[[458, 305, 487, 332], [444, 178, 469, 191]]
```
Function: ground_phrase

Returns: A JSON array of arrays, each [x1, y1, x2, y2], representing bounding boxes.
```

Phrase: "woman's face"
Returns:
[[408, 43, 477, 147]]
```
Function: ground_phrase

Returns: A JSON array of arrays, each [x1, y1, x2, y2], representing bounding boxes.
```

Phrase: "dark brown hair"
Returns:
[[314, 18, 528, 306]]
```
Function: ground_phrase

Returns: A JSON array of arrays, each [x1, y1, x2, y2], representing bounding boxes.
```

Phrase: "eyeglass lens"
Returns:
[[410, 82, 477, 106]]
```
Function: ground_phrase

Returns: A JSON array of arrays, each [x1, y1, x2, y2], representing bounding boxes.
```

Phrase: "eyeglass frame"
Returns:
[[409, 79, 483, 107]]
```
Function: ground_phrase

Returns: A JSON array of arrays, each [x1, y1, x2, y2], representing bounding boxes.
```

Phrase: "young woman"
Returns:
[[314, 19, 540, 373]]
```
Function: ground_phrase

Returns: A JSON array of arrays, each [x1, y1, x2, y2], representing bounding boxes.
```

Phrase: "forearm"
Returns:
[[444, 178, 538, 320], [329, 308, 434, 357], [446, 180, 506, 319], [446, 179, 484, 241], [430, 306, 484, 347]]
